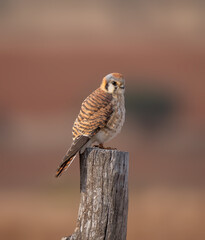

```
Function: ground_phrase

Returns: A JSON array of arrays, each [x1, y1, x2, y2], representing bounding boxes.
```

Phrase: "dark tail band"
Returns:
[[55, 135, 90, 177]]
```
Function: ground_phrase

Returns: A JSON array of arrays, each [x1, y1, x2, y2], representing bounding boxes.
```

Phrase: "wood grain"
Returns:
[[62, 147, 129, 240]]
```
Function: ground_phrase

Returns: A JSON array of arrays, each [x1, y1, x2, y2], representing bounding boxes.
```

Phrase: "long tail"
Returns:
[[55, 135, 90, 177], [55, 155, 77, 178]]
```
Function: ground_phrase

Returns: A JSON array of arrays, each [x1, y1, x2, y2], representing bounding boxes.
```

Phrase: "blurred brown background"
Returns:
[[0, 1, 205, 240]]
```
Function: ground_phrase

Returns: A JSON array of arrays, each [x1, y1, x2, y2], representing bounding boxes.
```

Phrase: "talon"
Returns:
[[104, 147, 117, 150], [93, 144, 117, 150], [94, 143, 105, 149], [99, 143, 104, 148]]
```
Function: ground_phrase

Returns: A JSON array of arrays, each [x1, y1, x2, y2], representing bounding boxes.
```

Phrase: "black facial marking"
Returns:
[[105, 82, 109, 90], [112, 81, 117, 86]]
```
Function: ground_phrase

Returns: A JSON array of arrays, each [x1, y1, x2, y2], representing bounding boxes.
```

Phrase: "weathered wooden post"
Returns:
[[62, 147, 129, 240]]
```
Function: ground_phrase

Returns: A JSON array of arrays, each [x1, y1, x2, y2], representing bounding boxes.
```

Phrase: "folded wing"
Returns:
[[55, 88, 113, 177]]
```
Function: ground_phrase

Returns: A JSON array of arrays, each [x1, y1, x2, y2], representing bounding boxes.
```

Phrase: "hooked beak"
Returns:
[[120, 85, 125, 89]]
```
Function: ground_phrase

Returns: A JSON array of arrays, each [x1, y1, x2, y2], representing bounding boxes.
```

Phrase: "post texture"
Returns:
[[64, 147, 129, 240]]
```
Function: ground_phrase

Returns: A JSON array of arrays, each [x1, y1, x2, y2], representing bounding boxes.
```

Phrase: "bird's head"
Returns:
[[100, 73, 125, 95]]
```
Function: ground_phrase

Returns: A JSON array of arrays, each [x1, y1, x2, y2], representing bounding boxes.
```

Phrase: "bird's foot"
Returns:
[[94, 143, 105, 149], [104, 146, 117, 150], [94, 144, 117, 150]]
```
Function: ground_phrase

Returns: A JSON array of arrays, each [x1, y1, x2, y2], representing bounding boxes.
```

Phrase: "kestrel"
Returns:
[[55, 73, 125, 177]]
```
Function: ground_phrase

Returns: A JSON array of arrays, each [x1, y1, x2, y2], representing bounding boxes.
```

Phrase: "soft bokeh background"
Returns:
[[0, 1, 205, 240]]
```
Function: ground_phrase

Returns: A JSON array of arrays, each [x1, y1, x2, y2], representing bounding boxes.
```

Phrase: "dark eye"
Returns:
[[112, 81, 117, 86]]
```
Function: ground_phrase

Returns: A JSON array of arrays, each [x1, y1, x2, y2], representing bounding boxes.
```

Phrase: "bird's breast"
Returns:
[[95, 94, 125, 143]]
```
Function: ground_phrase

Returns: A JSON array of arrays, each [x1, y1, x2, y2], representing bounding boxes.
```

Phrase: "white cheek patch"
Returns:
[[108, 83, 115, 93]]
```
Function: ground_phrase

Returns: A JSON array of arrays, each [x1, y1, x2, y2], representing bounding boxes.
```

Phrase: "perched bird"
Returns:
[[55, 73, 125, 177]]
